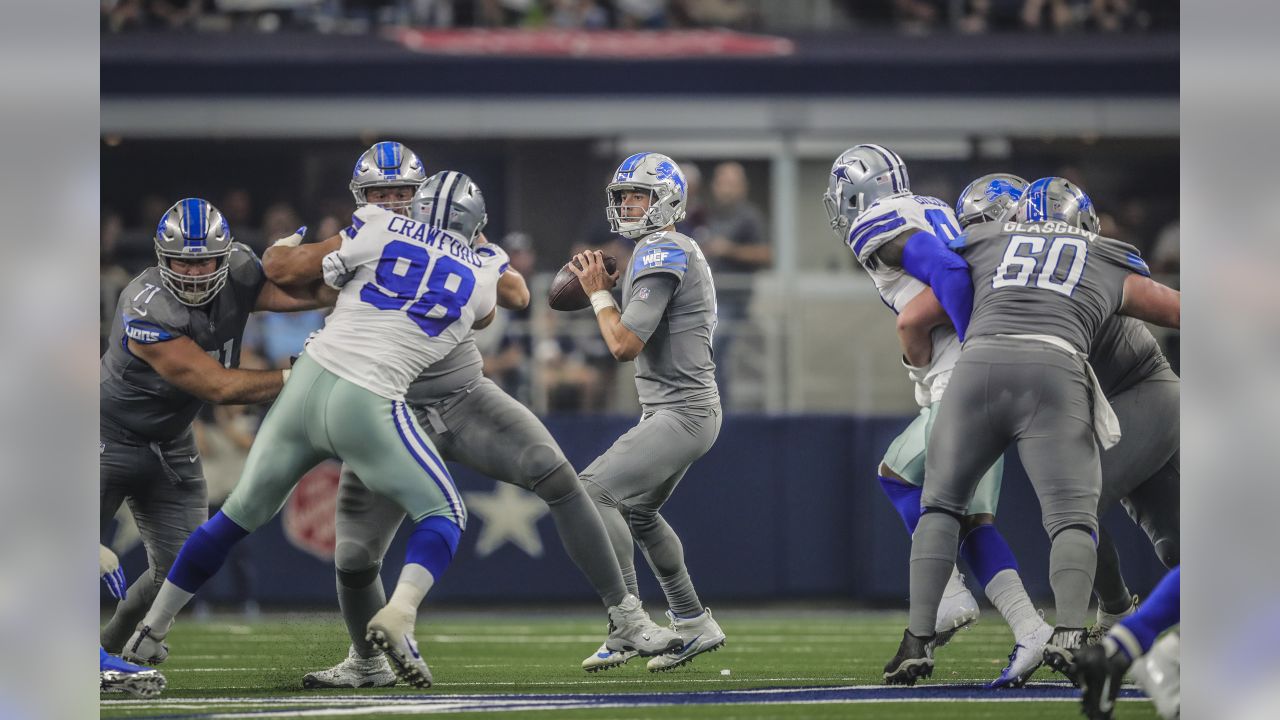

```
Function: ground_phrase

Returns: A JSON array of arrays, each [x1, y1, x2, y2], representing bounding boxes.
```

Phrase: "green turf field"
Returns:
[[100, 609, 1158, 719]]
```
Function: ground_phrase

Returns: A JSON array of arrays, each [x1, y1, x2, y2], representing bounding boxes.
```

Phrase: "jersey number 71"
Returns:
[[360, 240, 476, 336]]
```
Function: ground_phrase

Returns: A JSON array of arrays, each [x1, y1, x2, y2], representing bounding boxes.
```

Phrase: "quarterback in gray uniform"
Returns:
[[265, 149, 679, 688], [100, 198, 331, 653], [568, 152, 726, 673], [883, 177, 1181, 685]]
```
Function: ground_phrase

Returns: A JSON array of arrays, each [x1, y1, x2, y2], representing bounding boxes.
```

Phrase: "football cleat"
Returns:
[[883, 628, 935, 686], [302, 645, 397, 689], [990, 620, 1053, 688], [365, 606, 432, 689], [581, 642, 638, 673], [646, 608, 727, 672], [100, 647, 166, 698], [1068, 638, 1132, 720], [1131, 632, 1179, 720], [1042, 626, 1087, 683], [932, 573, 980, 649], [1089, 594, 1139, 644], [605, 594, 683, 656], [122, 624, 169, 665]]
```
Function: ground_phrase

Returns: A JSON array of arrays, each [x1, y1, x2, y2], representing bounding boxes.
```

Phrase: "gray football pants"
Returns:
[[912, 337, 1102, 634], [579, 404, 722, 611], [99, 421, 207, 653], [1093, 370, 1180, 608], [333, 377, 628, 654]]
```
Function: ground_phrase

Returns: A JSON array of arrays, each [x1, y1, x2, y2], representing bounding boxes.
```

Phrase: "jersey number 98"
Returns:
[[360, 240, 476, 336]]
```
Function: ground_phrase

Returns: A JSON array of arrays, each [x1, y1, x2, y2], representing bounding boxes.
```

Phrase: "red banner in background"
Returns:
[[282, 460, 341, 561], [388, 29, 794, 58]]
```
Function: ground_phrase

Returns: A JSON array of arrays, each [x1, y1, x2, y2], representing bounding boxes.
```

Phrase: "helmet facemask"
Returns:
[[606, 183, 683, 240], [156, 251, 231, 306]]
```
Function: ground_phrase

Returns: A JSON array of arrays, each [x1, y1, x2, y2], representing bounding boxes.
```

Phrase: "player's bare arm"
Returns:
[[128, 335, 286, 405], [897, 288, 950, 367], [569, 250, 644, 362], [497, 268, 531, 310], [254, 279, 337, 312], [262, 234, 342, 286], [1120, 274, 1180, 329]]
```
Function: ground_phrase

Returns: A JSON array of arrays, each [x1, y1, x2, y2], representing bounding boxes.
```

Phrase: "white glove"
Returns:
[[321, 250, 354, 290], [100, 544, 127, 600], [272, 225, 307, 248]]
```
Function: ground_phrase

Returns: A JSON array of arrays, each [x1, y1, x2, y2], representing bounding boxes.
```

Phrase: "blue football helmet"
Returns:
[[154, 198, 233, 306], [1012, 177, 1100, 233], [823, 144, 910, 240], [350, 141, 427, 212], [955, 173, 1028, 229]]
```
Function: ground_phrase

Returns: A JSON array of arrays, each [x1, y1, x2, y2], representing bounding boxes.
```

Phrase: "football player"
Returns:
[[100, 198, 332, 654], [268, 149, 678, 687], [123, 174, 508, 689], [884, 177, 1180, 685], [947, 174, 1180, 678], [825, 153, 1050, 683], [566, 152, 726, 672]]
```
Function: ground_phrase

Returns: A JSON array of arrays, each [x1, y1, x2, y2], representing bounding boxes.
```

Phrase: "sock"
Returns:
[[1113, 566, 1180, 658], [336, 565, 386, 658], [657, 569, 704, 619], [959, 524, 1018, 588], [535, 466, 629, 607], [387, 516, 460, 614], [878, 476, 923, 533], [387, 563, 435, 615], [909, 512, 961, 636], [166, 512, 249, 593], [985, 568, 1043, 638], [1093, 527, 1134, 614], [140, 581, 195, 636], [1048, 528, 1098, 628]]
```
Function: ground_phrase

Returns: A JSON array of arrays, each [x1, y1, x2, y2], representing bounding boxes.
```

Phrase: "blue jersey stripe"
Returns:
[[851, 217, 908, 256]]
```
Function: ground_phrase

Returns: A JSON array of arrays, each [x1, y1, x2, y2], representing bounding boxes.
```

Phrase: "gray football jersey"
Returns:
[[955, 220, 1151, 354], [100, 243, 266, 441], [1091, 315, 1172, 397], [622, 230, 719, 408], [403, 334, 484, 404]]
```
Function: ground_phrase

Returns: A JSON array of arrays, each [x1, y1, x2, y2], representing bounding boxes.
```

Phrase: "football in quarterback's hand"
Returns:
[[548, 254, 618, 311]]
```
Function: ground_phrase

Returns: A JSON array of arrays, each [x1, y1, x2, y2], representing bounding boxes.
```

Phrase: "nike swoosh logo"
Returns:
[[1099, 676, 1114, 712], [134, 307, 149, 317], [189, 456, 198, 463], [679, 634, 703, 654], [404, 634, 421, 660]]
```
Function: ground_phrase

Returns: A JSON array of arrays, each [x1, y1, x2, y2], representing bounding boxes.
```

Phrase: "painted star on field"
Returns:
[[463, 482, 550, 558]]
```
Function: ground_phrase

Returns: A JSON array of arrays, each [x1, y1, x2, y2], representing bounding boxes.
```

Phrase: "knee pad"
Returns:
[[529, 462, 580, 506], [921, 506, 965, 521], [334, 540, 383, 575], [519, 442, 568, 490], [337, 563, 381, 589], [1050, 523, 1098, 543]]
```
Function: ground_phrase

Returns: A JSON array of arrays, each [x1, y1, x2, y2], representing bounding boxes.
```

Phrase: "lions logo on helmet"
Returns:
[[411, 171, 489, 246], [1013, 177, 1100, 234], [956, 173, 1029, 229], [154, 198, 234, 306], [605, 152, 688, 240], [823, 144, 910, 240], [350, 141, 427, 212]]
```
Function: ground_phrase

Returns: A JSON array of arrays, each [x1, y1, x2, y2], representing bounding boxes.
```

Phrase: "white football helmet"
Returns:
[[605, 152, 688, 240], [823, 144, 910, 240], [411, 171, 488, 246]]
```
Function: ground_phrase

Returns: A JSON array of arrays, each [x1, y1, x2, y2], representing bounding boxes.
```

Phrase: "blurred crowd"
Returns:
[[101, 0, 1175, 34]]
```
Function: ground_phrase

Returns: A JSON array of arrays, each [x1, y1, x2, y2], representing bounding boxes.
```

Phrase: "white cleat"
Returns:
[[646, 608, 727, 672], [933, 574, 980, 649], [581, 642, 638, 673], [989, 621, 1053, 688], [365, 606, 432, 689], [605, 594, 683, 656], [121, 624, 169, 666], [1090, 594, 1139, 644], [1132, 632, 1180, 720], [302, 645, 398, 689]]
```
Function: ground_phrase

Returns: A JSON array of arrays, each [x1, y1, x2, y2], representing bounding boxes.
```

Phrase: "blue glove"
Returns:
[[901, 230, 974, 341], [100, 544, 128, 601]]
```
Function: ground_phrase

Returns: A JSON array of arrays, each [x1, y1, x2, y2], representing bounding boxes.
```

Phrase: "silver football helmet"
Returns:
[[956, 173, 1028, 229], [823, 144, 910, 240], [1012, 176, 1100, 233], [349, 141, 427, 212], [411, 170, 488, 245], [154, 198, 234, 306], [605, 152, 688, 240]]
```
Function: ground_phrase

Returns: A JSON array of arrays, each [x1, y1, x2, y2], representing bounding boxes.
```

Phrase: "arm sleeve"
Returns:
[[901, 230, 974, 341], [228, 242, 268, 303], [620, 274, 678, 344]]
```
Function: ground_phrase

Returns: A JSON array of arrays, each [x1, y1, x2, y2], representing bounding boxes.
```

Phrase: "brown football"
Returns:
[[548, 254, 618, 311]]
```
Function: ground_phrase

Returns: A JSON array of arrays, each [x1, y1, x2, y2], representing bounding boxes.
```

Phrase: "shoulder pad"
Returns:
[[121, 272, 188, 343], [1091, 236, 1150, 277], [474, 244, 510, 274]]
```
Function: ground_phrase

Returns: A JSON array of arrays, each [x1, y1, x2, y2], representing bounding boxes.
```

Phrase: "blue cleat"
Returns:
[[100, 647, 166, 698]]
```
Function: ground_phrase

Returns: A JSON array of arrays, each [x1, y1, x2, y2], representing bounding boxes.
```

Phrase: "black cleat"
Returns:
[[1043, 626, 1087, 685], [1071, 640, 1133, 720], [883, 629, 935, 686]]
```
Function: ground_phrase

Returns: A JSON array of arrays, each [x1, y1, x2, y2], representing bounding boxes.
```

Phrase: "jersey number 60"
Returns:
[[360, 240, 476, 336], [992, 234, 1089, 297]]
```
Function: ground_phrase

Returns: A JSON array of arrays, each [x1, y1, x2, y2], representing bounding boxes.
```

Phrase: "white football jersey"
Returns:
[[305, 205, 507, 400], [844, 193, 963, 407]]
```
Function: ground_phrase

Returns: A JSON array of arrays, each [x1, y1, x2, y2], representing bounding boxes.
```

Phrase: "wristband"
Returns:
[[281, 368, 291, 383], [590, 290, 618, 316]]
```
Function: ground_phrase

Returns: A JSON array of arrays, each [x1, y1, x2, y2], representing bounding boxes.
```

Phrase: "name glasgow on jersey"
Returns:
[[1002, 220, 1098, 241], [384, 214, 484, 268]]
